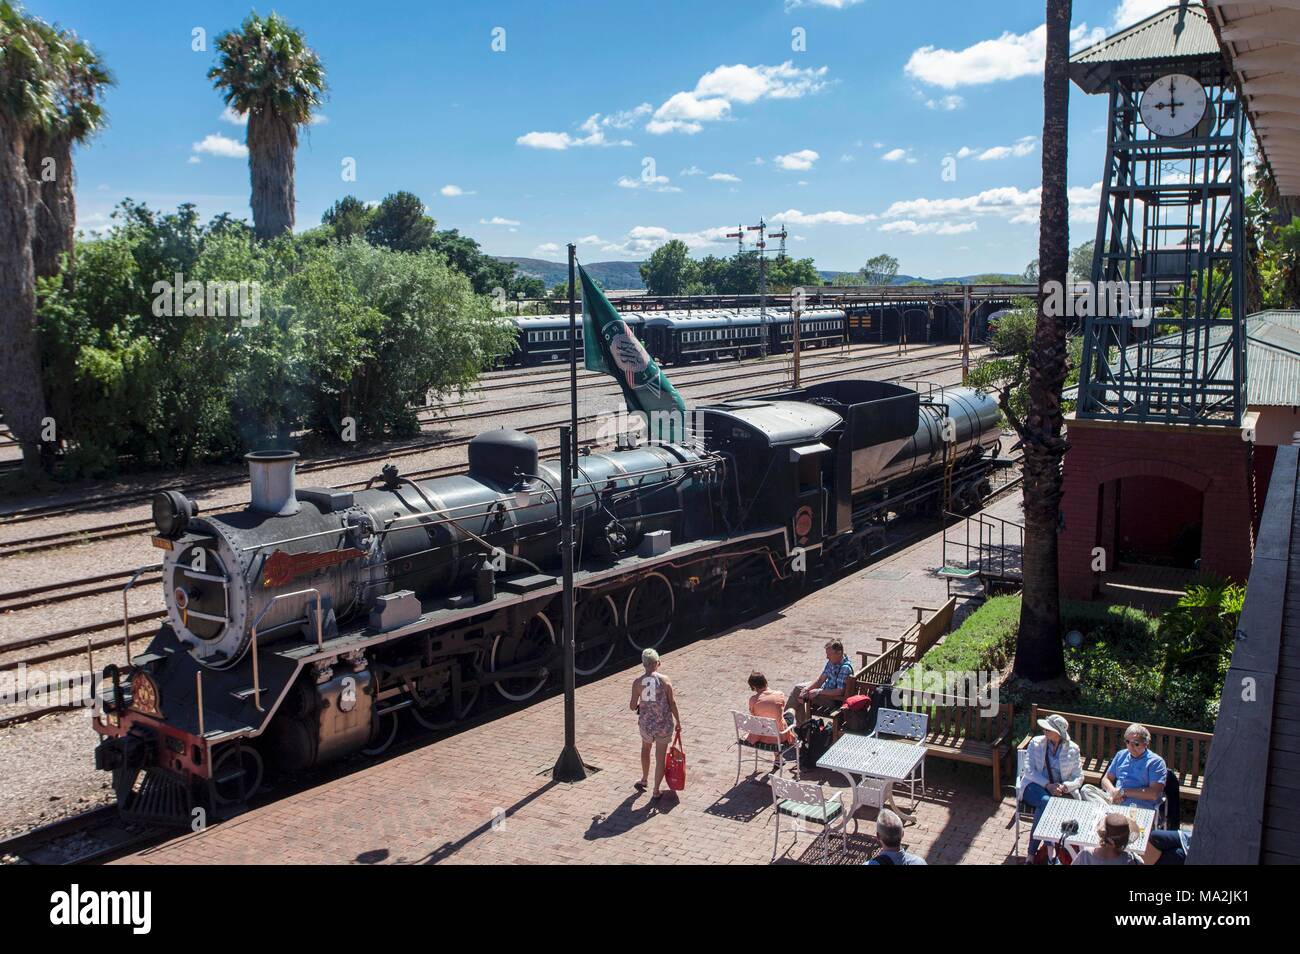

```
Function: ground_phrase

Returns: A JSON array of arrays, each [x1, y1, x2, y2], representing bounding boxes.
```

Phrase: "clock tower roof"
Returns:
[[1069, 3, 1222, 95]]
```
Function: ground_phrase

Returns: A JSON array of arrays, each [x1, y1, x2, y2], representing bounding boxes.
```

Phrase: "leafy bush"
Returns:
[[896, 595, 1020, 689], [36, 201, 515, 477], [1155, 576, 1243, 703]]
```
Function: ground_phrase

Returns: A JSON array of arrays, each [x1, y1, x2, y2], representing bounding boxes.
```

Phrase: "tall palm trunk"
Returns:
[[248, 109, 296, 240], [1013, 0, 1072, 682], [25, 128, 75, 281], [0, 115, 50, 478]]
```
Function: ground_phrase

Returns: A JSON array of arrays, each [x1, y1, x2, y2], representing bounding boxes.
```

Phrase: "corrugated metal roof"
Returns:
[[1070, 4, 1222, 94], [1063, 311, 1300, 407]]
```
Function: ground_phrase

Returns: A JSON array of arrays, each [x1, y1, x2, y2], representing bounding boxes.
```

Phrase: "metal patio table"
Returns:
[[1033, 796, 1155, 860], [817, 733, 927, 821]]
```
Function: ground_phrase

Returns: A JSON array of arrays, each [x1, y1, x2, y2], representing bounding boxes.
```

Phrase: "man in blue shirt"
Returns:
[[1101, 723, 1167, 811], [789, 640, 854, 726]]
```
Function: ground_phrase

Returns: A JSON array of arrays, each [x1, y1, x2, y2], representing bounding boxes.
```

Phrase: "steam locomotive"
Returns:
[[93, 379, 1003, 821]]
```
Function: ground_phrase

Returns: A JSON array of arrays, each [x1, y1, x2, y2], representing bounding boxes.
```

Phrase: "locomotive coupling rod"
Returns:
[[248, 589, 324, 712]]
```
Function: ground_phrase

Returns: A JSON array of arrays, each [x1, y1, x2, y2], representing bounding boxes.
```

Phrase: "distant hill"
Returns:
[[818, 270, 1026, 285], [496, 257, 1023, 292], [496, 257, 646, 289]]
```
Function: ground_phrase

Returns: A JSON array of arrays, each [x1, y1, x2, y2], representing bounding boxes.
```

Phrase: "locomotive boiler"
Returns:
[[94, 379, 1005, 820]]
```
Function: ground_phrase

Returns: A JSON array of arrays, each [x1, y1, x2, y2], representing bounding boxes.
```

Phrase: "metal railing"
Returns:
[[941, 511, 1024, 599], [246, 588, 324, 713]]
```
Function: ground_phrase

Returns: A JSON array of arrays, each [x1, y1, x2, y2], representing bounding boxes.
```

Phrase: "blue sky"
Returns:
[[32, 0, 1186, 276]]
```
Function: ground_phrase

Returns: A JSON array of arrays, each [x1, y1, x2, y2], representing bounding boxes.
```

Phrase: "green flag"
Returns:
[[579, 264, 688, 443]]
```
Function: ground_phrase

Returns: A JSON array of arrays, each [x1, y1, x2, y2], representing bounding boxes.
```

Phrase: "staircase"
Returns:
[[939, 510, 1024, 602]]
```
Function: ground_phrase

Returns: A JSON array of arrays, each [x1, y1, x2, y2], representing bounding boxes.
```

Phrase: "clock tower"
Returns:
[[1059, 3, 1256, 600]]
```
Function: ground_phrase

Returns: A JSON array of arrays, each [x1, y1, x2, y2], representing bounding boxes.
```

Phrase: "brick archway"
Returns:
[[1093, 458, 1213, 493]]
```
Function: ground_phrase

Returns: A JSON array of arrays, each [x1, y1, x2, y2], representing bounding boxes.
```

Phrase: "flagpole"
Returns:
[[552, 243, 587, 783]]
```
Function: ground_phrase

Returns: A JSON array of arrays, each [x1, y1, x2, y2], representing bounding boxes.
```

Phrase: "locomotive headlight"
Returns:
[[129, 672, 162, 718], [153, 490, 198, 539]]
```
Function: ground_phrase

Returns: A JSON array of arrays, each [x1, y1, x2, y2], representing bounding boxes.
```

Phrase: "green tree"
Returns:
[[769, 256, 821, 290], [0, 1, 61, 477], [1068, 239, 1094, 282], [365, 190, 434, 251], [321, 195, 372, 241], [639, 239, 696, 294], [1013, 0, 1072, 683], [25, 23, 111, 283], [1023, 260, 1039, 282], [861, 253, 899, 286], [968, 297, 1082, 429], [209, 12, 325, 240]]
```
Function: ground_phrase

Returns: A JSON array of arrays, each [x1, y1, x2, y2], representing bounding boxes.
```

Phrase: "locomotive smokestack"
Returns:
[[246, 450, 301, 515]]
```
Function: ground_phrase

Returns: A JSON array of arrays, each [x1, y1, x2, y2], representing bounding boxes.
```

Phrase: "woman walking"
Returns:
[[629, 648, 680, 801]]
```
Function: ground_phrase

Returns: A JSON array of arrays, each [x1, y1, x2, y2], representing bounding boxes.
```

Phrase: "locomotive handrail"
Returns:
[[121, 564, 155, 666], [247, 588, 323, 713]]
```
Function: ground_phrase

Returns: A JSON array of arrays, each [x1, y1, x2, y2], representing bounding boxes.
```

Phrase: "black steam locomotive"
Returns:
[[93, 379, 1003, 820]]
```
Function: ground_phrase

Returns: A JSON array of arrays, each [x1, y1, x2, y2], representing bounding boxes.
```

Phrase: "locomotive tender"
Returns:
[[93, 379, 1002, 819]]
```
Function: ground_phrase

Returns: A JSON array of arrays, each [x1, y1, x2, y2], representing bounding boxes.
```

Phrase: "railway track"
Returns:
[[0, 804, 162, 865]]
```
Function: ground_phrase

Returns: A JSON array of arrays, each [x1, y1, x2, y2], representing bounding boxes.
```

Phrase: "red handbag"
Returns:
[[664, 727, 686, 791]]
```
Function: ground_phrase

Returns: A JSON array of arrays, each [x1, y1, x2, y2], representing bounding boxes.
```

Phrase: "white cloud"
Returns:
[[220, 106, 247, 126], [192, 133, 247, 159], [578, 234, 603, 245], [516, 112, 636, 150], [774, 148, 819, 171], [599, 224, 733, 256], [840, 154, 855, 162], [187, 156, 201, 165], [693, 61, 829, 103], [535, 242, 562, 256], [310, 113, 329, 126], [708, 172, 741, 182], [479, 216, 520, 226], [784, 0, 865, 8], [925, 95, 965, 111], [440, 184, 475, 197], [616, 174, 681, 193], [1112, 0, 1170, 29], [968, 136, 1039, 161], [769, 208, 877, 226], [881, 148, 908, 162], [646, 119, 703, 135], [905, 23, 1105, 88], [882, 180, 1103, 227], [680, 165, 706, 176], [879, 219, 978, 235]]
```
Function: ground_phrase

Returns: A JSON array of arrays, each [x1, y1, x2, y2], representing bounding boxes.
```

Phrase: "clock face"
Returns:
[[1139, 74, 1207, 138]]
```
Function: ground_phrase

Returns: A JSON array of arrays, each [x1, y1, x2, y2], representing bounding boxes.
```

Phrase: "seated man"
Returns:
[[1098, 723, 1167, 814], [866, 808, 926, 865], [1020, 713, 1084, 859], [745, 671, 796, 749], [788, 640, 854, 726], [1143, 828, 1192, 866]]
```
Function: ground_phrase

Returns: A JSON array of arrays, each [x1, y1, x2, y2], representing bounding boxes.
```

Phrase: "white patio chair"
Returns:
[[769, 775, 849, 861], [869, 708, 929, 805], [732, 711, 800, 784]]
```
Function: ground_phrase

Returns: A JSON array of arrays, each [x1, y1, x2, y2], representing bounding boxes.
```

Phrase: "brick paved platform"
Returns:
[[118, 497, 1026, 866]]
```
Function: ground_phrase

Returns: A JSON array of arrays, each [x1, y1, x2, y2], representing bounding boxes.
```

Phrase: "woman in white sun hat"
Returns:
[[1021, 713, 1084, 859]]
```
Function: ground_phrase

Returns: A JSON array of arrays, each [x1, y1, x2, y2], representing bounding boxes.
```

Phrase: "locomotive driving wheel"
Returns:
[[624, 572, 675, 652], [489, 612, 556, 701], [574, 594, 619, 676], [361, 707, 399, 755]]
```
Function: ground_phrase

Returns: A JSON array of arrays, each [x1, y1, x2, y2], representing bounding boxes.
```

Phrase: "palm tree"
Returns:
[[0, 1, 61, 477], [209, 12, 325, 241], [1012, 0, 1072, 683], [25, 27, 111, 281]]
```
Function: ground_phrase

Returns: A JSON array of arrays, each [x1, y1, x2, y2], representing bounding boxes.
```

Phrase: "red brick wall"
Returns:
[[1060, 421, 1256, 600]]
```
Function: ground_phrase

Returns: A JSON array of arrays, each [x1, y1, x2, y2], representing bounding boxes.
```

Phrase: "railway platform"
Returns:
[[114, 495, 1025, 866]]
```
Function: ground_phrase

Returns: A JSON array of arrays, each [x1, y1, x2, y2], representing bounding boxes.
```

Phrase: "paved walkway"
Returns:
[[119, 496, 1026, 866]]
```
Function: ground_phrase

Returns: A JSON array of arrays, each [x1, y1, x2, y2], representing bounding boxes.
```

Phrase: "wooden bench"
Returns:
[[884, 686, 1015, 799], [1020, 705, 1212, 801], [876, 598, 956, 669]]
